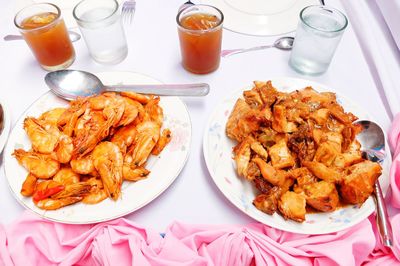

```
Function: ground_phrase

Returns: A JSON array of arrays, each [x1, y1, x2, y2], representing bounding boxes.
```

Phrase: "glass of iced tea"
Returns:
[[177, 5, 224, 74], [14, 3, 75, 71]]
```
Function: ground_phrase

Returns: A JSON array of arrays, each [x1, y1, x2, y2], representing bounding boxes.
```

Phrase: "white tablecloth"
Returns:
[[0, 0, 394, 230]]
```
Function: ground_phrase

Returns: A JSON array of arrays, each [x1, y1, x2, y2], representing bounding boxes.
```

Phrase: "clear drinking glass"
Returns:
[[177, 5, 224, 74], [289, 5, 348, 75], [14, 3, 75, 71], [73, 0, 128, 64]]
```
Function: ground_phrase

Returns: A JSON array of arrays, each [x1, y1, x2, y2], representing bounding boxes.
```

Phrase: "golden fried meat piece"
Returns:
[[303, 181, 339, 212], [226, 99, 264, 142], [314, 142, 340, 166], [340, 160, 382, 204], [278, 191, 306, 222], [303, 161, 342, 183], [233, 138, 251, 178], [291, 167, 318, 193], [268, 139, 295, 169], [253, 187, 281, 215]]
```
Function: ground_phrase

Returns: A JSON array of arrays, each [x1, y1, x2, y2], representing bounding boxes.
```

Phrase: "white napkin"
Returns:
[[375, 0, 400, 51], [341, 0, 400, 119]]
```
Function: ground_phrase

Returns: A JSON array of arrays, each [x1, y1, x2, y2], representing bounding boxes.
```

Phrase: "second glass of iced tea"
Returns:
[[14, 3, 75, 71], [177, 5, 224, 74]]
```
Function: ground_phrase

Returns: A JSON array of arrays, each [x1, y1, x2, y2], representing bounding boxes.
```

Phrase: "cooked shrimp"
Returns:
[[82, 188, 107, 204], [92, 142, 123, 200], [123, 164, 150, 181], [117, 97, 140, 127], [51, 182, 91, 199], [13, 149, 60, 179], [143, 97, 163, 125], [128, 121, 160, 167], [89, 93, 125, 127], [73, 110, 114, 158], [33, 180, 64, 203], [70, 154, 96, 175], [20, 173, 37, 197], [111, 123, 137, 155], [151, 129, 171, 155], [53, 168, 80, 186], [57, 98, 88, 137], [39, 108, 66, 125], [36, 197, 83, 210], [55, 134, 73, 163], [121, 91, 151, 104], [24, 117, 59, 154]]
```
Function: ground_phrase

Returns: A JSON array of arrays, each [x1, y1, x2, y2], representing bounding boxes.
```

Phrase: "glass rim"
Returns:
[[14, 2, 61, 31], [300, 5, 348, 33], [176, 4, 224, 33], [73, 0, 119, 24]]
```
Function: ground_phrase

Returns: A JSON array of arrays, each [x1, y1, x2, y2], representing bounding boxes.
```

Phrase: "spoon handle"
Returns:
[[105, 83, 210, 96], [374, 180, 393, 247], [221, 44, 274, 58]]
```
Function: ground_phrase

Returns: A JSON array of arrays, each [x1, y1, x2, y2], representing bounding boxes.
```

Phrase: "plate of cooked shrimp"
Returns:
[[4, 71, 191, 224], [203, 77, 391, 234]]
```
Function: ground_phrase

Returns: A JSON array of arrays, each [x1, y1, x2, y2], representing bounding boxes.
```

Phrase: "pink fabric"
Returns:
[[1, 119, 400, 265]]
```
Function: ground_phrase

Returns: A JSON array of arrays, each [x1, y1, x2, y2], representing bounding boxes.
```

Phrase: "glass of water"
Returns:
[[289, 5, 348, 75], [73, 0, 128, 64]]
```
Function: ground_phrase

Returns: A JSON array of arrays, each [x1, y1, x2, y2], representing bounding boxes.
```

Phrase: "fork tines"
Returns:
[[122, 0, 136, 24]]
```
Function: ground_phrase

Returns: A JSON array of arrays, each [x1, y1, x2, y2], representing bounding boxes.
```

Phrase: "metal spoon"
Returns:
[[3, 30, 81, 42], [45, 70, 210, 100], [221, 36, 294, 58], [355, 120, 393, 247]]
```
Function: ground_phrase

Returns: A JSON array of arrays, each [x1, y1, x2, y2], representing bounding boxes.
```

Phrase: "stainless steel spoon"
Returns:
[[221, 36, 294, 58], [45, 70, 210, 100], [3, 30, 81, 42], [355, 120, 393, 247]]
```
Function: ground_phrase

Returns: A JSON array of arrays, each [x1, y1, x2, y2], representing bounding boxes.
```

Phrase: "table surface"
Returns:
[[0, 0, 391, 230]]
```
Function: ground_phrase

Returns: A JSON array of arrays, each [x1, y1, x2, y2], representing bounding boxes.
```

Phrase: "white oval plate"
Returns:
[[203, 77, 391, 234], [200, 0, 319, 36], [0, 99, 11, 155], [4, 72, 191, 224]]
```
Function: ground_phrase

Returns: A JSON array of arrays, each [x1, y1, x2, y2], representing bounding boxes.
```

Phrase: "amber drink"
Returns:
[[177, 5, 223, 74], [14, 3, 75, 71]]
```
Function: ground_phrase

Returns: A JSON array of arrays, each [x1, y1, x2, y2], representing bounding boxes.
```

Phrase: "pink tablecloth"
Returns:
[[1, 114, 400, 265]]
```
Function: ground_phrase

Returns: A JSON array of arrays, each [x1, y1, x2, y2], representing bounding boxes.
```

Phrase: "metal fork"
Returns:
[[121, 0, 136, 24]]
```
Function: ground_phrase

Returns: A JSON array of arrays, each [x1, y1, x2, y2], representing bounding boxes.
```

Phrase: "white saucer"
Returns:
[[200, 0, 319, 36]]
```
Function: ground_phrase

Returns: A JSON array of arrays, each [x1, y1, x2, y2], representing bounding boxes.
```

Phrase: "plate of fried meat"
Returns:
[[4, 72, 191, 224], [203, 77, 390, 234]]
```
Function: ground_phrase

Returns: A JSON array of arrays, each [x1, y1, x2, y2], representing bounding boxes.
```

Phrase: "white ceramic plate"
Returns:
[[0, 99, 11, 155], [4, 72, 191, 224], [203, 77, 391, 234], [200, 0, 319, 36]]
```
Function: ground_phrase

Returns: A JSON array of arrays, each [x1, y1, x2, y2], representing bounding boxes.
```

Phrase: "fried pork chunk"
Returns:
[[226, 81, 384, 223], [303, 181, 339, 212], [278, 191, 306, 222], [253, 187, 281, 215], [340, 161, 382, 204]]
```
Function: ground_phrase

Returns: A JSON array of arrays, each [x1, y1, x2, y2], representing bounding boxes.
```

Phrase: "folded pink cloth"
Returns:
[[0, 210, 399, 266], [1, 118, 400, 265], [389, 113, 400, 209]]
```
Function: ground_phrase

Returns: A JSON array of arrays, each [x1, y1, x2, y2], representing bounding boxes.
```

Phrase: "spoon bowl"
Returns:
[[45, 70, 210, 100], [355, 120, 393, 247]]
